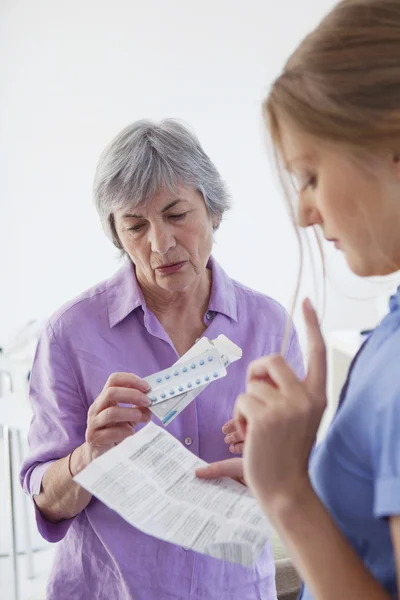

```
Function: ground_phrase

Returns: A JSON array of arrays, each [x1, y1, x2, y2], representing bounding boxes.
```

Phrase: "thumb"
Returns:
[[303, 298, 327, 399], [196, 458, 244, 482]]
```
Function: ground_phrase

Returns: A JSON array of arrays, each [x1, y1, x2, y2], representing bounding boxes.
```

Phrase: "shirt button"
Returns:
[[205, 311, 212, 321], [184, 436, 192, 446]]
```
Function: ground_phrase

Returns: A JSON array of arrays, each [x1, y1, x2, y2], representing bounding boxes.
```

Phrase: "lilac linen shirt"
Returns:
[[21, 257, 304, 600]]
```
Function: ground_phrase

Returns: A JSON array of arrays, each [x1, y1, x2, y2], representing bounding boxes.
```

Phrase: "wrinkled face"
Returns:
[[280, 120, 400, 276], [113, 185, 218, 293]]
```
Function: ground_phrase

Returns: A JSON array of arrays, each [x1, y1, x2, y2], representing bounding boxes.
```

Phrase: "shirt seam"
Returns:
[[48, 320, 86, 410], [51, 289, 108, 330]]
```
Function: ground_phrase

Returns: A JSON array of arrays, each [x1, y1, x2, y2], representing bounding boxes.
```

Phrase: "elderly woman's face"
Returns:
[[114, 186, 217, 293]]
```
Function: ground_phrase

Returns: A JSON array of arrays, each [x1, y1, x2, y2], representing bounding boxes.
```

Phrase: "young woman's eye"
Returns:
[[304, 175, 317, 191]]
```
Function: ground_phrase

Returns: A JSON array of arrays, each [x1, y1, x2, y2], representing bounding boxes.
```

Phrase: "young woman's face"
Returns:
[[280, 120, 400, 277]]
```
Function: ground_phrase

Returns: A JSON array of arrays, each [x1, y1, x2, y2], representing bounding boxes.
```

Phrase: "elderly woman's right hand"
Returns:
[[85, 373, 152, 460]]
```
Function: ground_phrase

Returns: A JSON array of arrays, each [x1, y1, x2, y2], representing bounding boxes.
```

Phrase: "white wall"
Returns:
[[1, 0, 396, 352]]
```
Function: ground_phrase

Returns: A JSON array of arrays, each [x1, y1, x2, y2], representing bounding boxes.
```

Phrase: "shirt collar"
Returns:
[[207, 256, 238, 322], [107, 261, 144, 328], [106, 256, 238, 328], [389, 286, 400, 313]]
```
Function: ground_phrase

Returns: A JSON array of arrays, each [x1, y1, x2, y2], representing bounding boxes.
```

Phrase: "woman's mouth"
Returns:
[[156, 261, 186, 275]]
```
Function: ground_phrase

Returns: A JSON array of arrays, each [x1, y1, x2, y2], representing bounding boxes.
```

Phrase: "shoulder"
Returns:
[[375, 325, 400, 410], [350, 320, 400, 418], [232, 278, 289, 336], [48, 279, 109, 332], [41, 270, 121, 348]]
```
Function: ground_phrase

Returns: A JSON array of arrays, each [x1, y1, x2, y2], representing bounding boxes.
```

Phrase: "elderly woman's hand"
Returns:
[[223, 364, 279, 454], [86, 373, 152, 460], [222, 419, 245, 454]]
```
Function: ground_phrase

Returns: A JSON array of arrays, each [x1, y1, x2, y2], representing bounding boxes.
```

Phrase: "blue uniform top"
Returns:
[[300, 287, 400, 599]]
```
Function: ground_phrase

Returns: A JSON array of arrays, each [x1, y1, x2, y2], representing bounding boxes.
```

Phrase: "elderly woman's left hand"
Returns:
[[234, 299, 327, 512], [222, 368, 278, 454], [222, 419, 244, 454]]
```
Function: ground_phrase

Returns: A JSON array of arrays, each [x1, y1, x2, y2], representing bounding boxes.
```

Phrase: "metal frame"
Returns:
[[1, 365, 35, 600], [3, 424, 19, 600]]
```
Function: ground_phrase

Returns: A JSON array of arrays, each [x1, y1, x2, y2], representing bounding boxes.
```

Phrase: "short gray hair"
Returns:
[[93, 119, 231, 248]]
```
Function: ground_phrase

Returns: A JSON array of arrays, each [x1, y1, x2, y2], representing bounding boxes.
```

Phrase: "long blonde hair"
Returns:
[[265, 0, 400, 150], [264, 0, 400, 353]]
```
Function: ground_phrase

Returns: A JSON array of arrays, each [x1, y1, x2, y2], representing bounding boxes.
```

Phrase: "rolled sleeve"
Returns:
[[375, 477, 400, 519], [373, 385, 400, 518], [22, 459, 74, 543], [20, 320, 88, 542]]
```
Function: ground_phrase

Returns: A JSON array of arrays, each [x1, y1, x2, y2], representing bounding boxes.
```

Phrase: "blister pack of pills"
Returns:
[[147, 335, 242, 426]]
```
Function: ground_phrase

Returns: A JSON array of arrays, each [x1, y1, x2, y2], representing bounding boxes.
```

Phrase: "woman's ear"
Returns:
[[110, 214, 124, 250], [212, 215, 221, 230]]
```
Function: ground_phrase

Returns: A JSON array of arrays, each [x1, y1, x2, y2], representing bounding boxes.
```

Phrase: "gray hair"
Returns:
[[93, 119, 231, 248]]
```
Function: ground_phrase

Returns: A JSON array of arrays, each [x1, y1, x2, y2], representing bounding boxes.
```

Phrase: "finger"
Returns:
[[106, 372, 150, 393], [229, 442, 244, 455], [138, 408, 152, 423], [91, 386, 151, 416], [196, 458, 244, 481], [93, 406, 149, 430], [234, 392, 266, 434], [247, 356, 280, 383], [248, 356, 300, 397], [246, 380, 281, 403], [222, 419, 236, 435], [86, 423, 134, 447], [233, 394, 250, 440], [224, 431, 244, 445], [246, 364, 277, 388], [303, 298, 327, 396]]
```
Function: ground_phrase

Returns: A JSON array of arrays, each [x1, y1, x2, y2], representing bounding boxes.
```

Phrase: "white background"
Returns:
[[1, 2, 400, 597], [1, 0, 398, 351]]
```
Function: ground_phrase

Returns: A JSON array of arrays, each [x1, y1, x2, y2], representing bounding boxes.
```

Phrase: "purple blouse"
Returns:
[[21, 257, 304, 600]]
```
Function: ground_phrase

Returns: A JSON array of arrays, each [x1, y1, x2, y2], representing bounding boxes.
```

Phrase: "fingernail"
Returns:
[[224, 435, 232, 444], [141, 381, 151, 392], [304, 298, 314, 311]]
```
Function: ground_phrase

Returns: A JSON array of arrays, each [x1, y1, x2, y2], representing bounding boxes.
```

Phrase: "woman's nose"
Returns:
[[298, 197, 321, 229], [149, 225, 176, 255]]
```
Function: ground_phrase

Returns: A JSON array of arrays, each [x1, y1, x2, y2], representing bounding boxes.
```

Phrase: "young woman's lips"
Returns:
[[156, 261, 186, 274]]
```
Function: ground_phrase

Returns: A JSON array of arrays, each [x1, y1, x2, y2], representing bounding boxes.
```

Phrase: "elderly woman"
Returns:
[[21, 119, 303, 600]]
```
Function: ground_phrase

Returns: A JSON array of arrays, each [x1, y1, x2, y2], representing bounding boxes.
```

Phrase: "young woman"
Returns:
[[198, 1, 400, 598]]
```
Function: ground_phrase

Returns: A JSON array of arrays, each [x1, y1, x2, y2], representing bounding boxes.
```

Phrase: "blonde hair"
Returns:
[[264, 0, 400, 352], [265, 0, 400, 152]]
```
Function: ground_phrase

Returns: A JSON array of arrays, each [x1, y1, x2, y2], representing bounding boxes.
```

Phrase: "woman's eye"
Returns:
[[294, 173, 318, 193], [304, 175, 317, 191], [169, 213, 187, 221], [128, 224, 144, 232]]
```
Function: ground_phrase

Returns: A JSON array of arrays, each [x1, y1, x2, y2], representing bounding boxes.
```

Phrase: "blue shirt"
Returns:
[[300, 286, 400, 599]]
